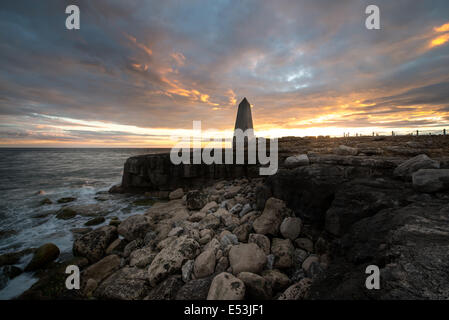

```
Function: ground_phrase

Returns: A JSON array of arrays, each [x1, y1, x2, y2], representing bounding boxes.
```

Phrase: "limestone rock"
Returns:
[[253, 197, 286, 235], [169, 188, 184, 200], [176, 276, 214, 300], [248, 233, 271, 255], [262, 269, 290, 293], [335, 145, 358, 156], [237, 272, 272, 299], [412, 169, 449, 193], [394, 154, 439, 178], [117, 214, 152, 241], [95, 267, 148, 300], [148, 236, 200, 286], [284, 154, 309, 168], [186, 190, 207, 210], [207, 272, 245, 300], [271, 238, 294, 269], [280, 217, 302, 240], [83, 254, 121, 284], [193, 249, 216, 279], [229, 243, 266, 274], [129, 247, 156, 268], [73, 226, 117, 263], [278, 278, 312, 300]]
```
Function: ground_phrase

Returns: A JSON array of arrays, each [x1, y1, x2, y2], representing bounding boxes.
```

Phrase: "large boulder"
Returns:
[[253, 198, 287, 235], [25, 243, 60, 271], [94, 267, 148, 300], [193, 249, 216, 279], [148, 236, 200, 286], [335, 145, 358, 156], [73, 226, 117, 263], [228, 243, 266, 274], [280, 217, 302, 240], [412, 169, 449, 193], [207, 272, 245, 300], [237, 272, 272, 299], [394, 154, 439, 178], [82, 254, 121, 284], [117, 215, 152, 241], [284, 154, 309, 168], [129, 247, 156, 268]]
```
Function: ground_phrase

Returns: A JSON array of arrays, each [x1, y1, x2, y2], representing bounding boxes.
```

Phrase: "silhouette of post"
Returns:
[[233, 98, 254, 149]]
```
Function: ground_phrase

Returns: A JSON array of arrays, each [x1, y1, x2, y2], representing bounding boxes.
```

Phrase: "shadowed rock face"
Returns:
[[234, 98, 254, 134]]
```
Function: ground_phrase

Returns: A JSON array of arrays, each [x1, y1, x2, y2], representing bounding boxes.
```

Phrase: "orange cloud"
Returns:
[[434, 22, 449, 32], [429, 33, 449, 48], [124, 33, 153, 56]]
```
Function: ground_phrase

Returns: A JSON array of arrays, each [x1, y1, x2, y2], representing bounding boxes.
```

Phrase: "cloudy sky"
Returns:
[[1, 0, 449, 147]]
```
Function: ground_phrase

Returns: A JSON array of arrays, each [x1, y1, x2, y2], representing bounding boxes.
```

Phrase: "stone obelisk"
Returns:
[[234, 97, 254, 135], [233, 97, 254, 149]]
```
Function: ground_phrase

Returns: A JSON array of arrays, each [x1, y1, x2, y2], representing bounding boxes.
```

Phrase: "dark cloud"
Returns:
[[1, 0, 449, 145]]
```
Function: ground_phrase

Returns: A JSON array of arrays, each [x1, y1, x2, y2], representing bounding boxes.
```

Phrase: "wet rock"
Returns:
[[193, 249, 216, 278], [237, 272, 272, 299], [94, 267, 148, 300], [176, 276, 214, 300], [117, 214, 152, 241], [262, 269, 290, 293], [55, 207, 77, 220], [253, 197, 287, 235], [0, 249, 35, 267], [84, 217, 105, 226], [207, 272, 245, 300], [169, 188, 184, 200], [40, 198, 52, 205], [284, 154, 309, 168], [148, 235, 200, 286], [248, 233, 271, 255], [25, 243, 60, 271], [394, 154, 439, 178], [73, 226, 117, 263], [229, 243, 266, 274], [186, 190, 207, 210], [412, 169, 449, 193], [0, 266, 22, 290], [271, 238, 294, 269], [280, 217, 302, 240], [57, 197, 76, 204], [278, 278, 312, 300], [82, 254, 121, 284]]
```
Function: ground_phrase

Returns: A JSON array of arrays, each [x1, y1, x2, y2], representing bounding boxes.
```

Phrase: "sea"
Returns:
[[0, 148, 168, 299]]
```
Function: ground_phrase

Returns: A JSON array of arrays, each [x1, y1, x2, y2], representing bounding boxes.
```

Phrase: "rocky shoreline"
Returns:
[[2, 135, 449, 300]]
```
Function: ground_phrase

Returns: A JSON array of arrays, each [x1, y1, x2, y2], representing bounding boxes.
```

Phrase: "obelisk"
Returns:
[[234, 97, 254, 136]]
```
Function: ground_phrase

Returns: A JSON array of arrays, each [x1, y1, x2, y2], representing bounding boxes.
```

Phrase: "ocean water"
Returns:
[[0, 148, 168, 299]]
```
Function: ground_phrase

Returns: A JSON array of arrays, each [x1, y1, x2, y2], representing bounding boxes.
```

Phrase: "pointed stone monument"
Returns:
[[234, 97, 254, 137]]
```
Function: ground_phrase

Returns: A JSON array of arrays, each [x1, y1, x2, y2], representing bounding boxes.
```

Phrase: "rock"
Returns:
[[262, 269, 290, 292], [237, 272, 272, 299], [199, 214, 221, 230], [71, 228, 92, 237], [186, 190, 207, 210], [109, 219, 121, 227], [412, 169, 449, 193], [265, 254, 275, 270], [0, 248, 35, 267], [280, 217, 302, 240], [123, 239, 143, 258], [255, 185, 272, 211], [193, 249, 216, 278], [233, 223, 251, 242], [394, 154, 440, 178], [207, 272, 245, 300], [295, 238, 314, 252], [292, 248, 308, 267], [94, 267, 148, 300], [229, 203, 243, 215], [169, 188, 184, 200], [73, 226, 117, 263], [57, 197, 76, 204], [105, 238, 126, 255], [335, 145, 358, 156], [176, 276, 214, 300], [271, 238, 294, 269], [302, 255, 319, 275], [248, 233, 271, 255], [84, 278, 98, 297], [40, 198, 52, 205], [188, 211, 206, 222], [182, 260, 194, 282], [146, 275, 183, 300], [0, 266, 22, 290], [84, 217, 105, 226], [239, 203, 252, 217], [201, 201, 218, 213], [224, 186, 241, 199], [117, 214, 152, 241], [148, 236, 200, 286], [129, 247, 156, 268], [215, 256, 229, 273], [82, 254, 121, 284], [55, 207, 77, 220], [229, 243, 266, 274], [168, 227, 184, 237], [25, 243, 60, 271], [315, 237, 328, 254], [220, 233, 239, 247], [278, 278, 312, 300], [253, 197, 287, 235], [284, 154, 309, 168]]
